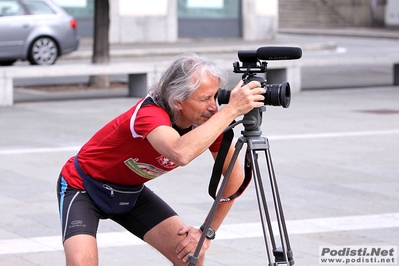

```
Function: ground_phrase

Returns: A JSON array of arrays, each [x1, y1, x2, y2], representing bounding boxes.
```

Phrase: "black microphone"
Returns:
[[256, 46, 302, 60]]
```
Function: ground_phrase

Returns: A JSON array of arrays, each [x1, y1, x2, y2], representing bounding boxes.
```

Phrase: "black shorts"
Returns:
[[57, 175, 177, 242]]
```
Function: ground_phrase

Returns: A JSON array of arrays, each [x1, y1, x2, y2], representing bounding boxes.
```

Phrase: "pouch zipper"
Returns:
[[102, 184, 143, 197]]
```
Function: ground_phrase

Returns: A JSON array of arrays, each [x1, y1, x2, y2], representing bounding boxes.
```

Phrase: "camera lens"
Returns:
[[265, 82, 291, 108], [217, 81, 291, 108]]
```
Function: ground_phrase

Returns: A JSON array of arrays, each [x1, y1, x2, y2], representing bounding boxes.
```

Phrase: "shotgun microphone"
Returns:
[[256, 46, 302, 60]]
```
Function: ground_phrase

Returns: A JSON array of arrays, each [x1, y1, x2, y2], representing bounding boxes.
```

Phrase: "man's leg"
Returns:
[[112, 187, 205, 265], [57, 176, 102, 266], [144, 216, 205, 266], [64, 235, 98, 266]]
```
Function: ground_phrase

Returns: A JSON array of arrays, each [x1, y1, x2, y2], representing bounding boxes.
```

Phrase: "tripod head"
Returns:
[[242, 106, 265, 130], [240, 106, 266, 137]]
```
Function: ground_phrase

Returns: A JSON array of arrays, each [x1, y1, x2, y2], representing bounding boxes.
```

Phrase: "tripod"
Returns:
[[188, 107, 294, 266]]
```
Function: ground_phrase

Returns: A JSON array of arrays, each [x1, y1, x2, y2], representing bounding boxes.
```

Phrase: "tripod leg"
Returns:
[[187, 138, 245, 266], [246, 137, 294, 266], [247, 148, 275, 264], [265, 148, 294, 265]]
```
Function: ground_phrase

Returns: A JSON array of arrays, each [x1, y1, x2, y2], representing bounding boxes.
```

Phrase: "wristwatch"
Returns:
[[200, 224, 216, 240]]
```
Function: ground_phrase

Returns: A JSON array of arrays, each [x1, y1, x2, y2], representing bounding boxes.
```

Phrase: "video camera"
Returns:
[[217, 46, 302, 108]]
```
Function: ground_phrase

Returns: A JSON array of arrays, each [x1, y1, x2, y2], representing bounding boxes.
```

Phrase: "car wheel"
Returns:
[[0, 60, 17, 66], [28, 37, 59, 65]]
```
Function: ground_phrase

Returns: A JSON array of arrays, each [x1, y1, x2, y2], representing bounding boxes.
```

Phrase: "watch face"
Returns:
[[200, 225, 216, 240], [206, 227, 216, 240]]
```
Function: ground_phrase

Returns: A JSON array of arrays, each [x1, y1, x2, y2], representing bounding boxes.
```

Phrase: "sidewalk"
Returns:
[[1, 86, 398, 265], [63, 27, 399, 60], [63, 37, 336, 61]]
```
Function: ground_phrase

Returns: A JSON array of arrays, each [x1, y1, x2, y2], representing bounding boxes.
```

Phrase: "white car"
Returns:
[[0, 0, 79, 65]]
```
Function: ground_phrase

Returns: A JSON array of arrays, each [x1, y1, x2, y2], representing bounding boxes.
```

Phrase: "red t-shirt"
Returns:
[[61, 96, 223, 190]]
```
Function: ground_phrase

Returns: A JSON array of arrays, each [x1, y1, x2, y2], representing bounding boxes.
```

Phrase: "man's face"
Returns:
[[176, 73, 219, 128]]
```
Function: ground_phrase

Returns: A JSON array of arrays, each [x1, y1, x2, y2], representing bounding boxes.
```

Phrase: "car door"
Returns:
[[0, 0, 31, 58]]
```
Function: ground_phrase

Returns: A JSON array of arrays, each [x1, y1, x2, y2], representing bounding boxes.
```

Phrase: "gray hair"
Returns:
[[148, 52, 227, 123]]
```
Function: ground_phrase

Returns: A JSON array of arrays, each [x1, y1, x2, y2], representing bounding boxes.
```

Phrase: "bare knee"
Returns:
[[144, 216, 187, 265], [144, 216, 207, 266], [64, 234, 98, 266]]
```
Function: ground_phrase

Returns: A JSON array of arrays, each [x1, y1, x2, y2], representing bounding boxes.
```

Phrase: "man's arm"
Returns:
[[146, 80, 265, 167], [205, 146, 244, 230]]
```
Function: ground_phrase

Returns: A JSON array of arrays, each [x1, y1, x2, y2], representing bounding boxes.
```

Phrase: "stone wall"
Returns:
[[323, 0, 386, 27]]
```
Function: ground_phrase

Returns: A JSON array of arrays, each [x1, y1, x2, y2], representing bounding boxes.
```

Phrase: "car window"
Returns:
[[0, 0, 25, 16], [22, 0, 55, 15]]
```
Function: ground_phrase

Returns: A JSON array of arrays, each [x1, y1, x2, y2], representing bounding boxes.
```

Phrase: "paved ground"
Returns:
[[1, 84, 398, 265], [1, 27, 399, 266]]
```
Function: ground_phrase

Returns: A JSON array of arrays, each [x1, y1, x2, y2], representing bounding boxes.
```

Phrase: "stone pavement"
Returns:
[[1, 85, 399, 265]]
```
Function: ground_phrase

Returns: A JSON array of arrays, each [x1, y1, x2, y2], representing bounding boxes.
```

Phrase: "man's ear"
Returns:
[[176, 101, 183, 110]]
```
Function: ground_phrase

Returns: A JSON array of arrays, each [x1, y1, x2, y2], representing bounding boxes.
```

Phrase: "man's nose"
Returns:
[[208, 98, 218, 112]]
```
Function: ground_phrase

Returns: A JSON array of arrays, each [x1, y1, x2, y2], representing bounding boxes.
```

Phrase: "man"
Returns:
[[57, 52, 265, 265]]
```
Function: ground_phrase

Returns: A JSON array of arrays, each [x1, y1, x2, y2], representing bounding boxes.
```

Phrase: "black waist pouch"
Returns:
[[74, 155, 144, 215]]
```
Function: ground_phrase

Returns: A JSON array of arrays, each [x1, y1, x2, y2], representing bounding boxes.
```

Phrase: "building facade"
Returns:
[[55, 0, 278, 43], [55, 0, 398, 44]]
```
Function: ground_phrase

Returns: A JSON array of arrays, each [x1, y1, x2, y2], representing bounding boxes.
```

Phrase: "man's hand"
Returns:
[[175, 226, 210, 263], [225, 80, 266, 117]]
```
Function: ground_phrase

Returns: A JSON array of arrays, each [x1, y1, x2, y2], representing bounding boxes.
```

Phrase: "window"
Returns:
[[0, 0, 25, 16], [22, 0, 55, 14], [178, 0, 240, 19]]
